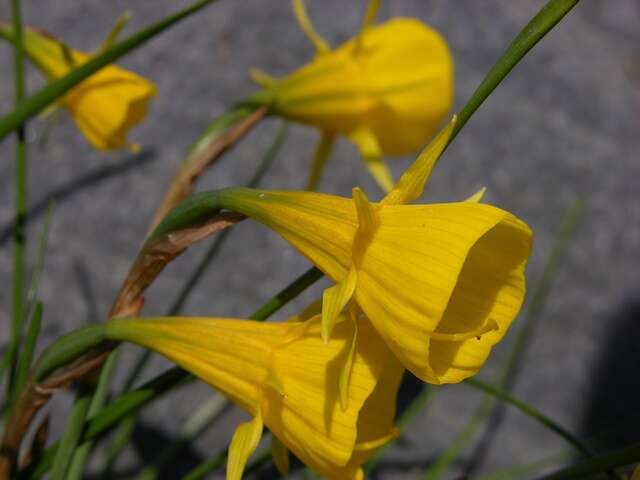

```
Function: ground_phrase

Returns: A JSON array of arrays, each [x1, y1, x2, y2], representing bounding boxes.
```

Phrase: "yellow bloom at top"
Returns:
[[253, 0, 453, 191], [106, 310, 402, 480], [0, 21, 156, 151], [206, 118, 533, 384]]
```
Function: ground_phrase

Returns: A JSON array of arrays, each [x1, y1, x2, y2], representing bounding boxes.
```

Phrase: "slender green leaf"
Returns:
[[0, 0, 221, 141], [65, 351, 120, 480], [50, 385, 93, 480], [14, 302, 42, 394], [23, 202, 55, 325]]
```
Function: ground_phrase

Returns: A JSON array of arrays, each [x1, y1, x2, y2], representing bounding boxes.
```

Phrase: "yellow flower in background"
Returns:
[[252, 0, 453, 192], [106, 311, 402, 480], [214, 118, 533, 384], [0, 21, 156, 151]]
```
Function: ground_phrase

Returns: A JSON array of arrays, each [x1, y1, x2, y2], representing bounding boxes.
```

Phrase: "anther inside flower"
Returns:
[[252, 0, 453, 192], [106, 311, 402, 480], [208, 117, 533, 384], [2, 21, 157, 151]]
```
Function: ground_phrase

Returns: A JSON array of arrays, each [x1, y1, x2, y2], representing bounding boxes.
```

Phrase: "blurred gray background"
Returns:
[[1, 1, 639, 478]]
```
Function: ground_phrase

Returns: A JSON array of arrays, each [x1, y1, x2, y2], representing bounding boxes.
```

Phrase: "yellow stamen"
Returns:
[[291, 0, 330, 54], [430, 319, 499, 342]]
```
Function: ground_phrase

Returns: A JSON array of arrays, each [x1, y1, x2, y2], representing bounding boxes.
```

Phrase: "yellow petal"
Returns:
[[271, 435, 290, 475], [465, 186, 486, 203], [106, 313, 394, 477], [382, 115, 456, 206], [17, 25, 156, 151], [291, 0, 330, 54], [322, 265, 357, 343], [227, 412, 263, 480], [213, 187, 532, 384], [355, 203, 532, 383], [265, 315, 391, 475], [330, 339, 404, 479], [267, 17, 453, 158]]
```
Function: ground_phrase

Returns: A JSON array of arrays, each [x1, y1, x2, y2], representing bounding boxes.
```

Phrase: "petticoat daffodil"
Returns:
[[252, 0, 453, 191], [0, 19, 156, 151], [212, 117, 533, 384], [106, 311, 403, 480]]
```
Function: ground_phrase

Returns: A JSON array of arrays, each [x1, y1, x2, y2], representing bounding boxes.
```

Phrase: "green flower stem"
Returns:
[[7, 0, 27, 409], [19, 265, 323, 478], [537, 442, 640, 480], [0, 0, 221, 142], [448, 0, 580, 146]]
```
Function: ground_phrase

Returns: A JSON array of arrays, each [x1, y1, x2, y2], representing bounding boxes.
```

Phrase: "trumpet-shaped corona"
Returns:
[[208, 118, 533, 384], [106, 312, 401, 479], [253, 0, 453, 191], [0, 23, 156, 151]]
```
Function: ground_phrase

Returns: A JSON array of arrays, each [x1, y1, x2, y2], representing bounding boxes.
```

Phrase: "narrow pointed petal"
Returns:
[[382, 116, 456, 205], [322, 266, 357, 343], [349, 127, 394, 192], [291, 0, 330, 54], [465, 186, 486, 203], [271, 435, 290, 475], [227, 413, 263, 480]]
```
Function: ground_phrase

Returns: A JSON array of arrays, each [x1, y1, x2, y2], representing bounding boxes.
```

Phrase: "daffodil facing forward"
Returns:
[[106, 311, 402, 479], [0, 17, 156, 151], [192, 117, 533, 384], [252, 0, 453, 191]]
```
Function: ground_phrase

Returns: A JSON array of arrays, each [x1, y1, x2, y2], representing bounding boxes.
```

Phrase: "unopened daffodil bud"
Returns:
[[106, 311, 402, 480], [195, 118, 533, 384], [253, 0, 453, 192], [0, 19, 156, 151]]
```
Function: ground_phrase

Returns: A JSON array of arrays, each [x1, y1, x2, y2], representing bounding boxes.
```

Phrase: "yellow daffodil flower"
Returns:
[[106, 311, 402, 479], [208, 117, 533, 384], [0, 20, 156, 151], [252, 0, 453, 191]]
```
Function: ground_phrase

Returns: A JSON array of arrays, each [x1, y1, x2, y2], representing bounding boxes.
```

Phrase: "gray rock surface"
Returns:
[[1, 1, 639, 478]]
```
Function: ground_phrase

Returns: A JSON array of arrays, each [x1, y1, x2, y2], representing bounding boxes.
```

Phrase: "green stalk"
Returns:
[[7, 0, 27, 407], [448, 0, 580, 144], [0, 0, 221, 142], [13, 302, 42, 395]]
